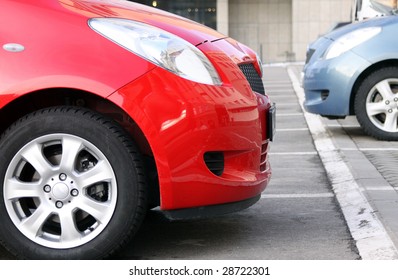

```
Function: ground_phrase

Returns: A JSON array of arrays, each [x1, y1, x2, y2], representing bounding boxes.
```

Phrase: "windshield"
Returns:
[[355, 0, 398, 20], [373, 0, 398, 15]]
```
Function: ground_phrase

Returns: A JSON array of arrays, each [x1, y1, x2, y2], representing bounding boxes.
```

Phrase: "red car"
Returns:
[[0, 0, 274, 259]]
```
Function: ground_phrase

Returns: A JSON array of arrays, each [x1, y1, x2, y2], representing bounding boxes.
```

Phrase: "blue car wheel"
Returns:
[[355, 66, 398, 140]]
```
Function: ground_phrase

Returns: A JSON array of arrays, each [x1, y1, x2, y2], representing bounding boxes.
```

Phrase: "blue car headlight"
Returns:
[[323, 27, 382, 60], [89, 18, 222, 86]]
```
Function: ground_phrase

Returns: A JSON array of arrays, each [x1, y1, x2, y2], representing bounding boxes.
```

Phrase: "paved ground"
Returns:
[[2, 64, 398, 260]]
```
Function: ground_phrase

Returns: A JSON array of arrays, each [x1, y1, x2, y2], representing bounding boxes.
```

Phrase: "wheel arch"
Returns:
[[0, 88, 160, 207], [350, 59, 398, 115]]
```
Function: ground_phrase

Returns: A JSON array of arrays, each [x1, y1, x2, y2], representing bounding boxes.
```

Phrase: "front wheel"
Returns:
[[355, 67, 398, 140], [0, 107, 147, 259]]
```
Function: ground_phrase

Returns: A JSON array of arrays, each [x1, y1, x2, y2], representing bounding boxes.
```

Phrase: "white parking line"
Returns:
[[268, 94, 296, 97], [340, 148, 398, 151], [277, 128, 308, 132], [261, 193, 334, 199], [288, 67, 398, 260], [327, 124, 361, 128], [275, 102, 301, 106], [269, 152, 318, 156], [277, 113, 303, 117], [359, 148, 398, 151], [361, 186, 398, 191]]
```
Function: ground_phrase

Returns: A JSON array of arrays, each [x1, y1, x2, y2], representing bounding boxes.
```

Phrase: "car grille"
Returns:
[[239, 63, 265, 95]]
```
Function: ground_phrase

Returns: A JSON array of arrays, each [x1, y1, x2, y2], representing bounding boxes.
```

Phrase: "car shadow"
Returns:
[[110, 209, 257, 260]]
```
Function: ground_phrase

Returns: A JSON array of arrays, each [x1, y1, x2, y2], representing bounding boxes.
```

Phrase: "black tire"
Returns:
[[354, 67, 398, 141], [0, 107, 147, 259]]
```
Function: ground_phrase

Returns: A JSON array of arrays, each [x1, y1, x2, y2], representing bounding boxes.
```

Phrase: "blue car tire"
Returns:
[[355, 67, 398, 141]]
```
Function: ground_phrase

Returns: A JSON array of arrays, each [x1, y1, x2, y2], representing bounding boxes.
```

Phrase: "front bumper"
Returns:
[[303, 49, 371, 117], [109, 65, 273, 211]]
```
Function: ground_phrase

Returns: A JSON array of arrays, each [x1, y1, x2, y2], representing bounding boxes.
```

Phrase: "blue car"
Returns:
[[303, 12, 398, 140]]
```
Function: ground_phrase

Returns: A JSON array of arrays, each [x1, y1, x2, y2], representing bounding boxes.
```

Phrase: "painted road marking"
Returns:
[[362, 187, 398, 191], [269, 152, 318, 156], [339, 148, 398, 151], [262, 193, 334, 199], [277, 113, 303, 117], [277, 128, 309, 132], [261, 188, 397, 200]]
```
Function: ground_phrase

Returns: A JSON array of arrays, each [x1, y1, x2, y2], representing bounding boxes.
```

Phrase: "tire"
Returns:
[[355, 67, 398, 141], [0, 107, 147, 259]]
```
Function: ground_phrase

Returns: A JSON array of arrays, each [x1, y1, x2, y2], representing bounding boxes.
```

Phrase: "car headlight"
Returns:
[[323, 27, 381, 60], [89, 18, 222, 86]]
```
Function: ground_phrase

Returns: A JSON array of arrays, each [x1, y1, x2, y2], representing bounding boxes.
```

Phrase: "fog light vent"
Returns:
[[204, 152, 224, 176], [321, 90, 330, 101]]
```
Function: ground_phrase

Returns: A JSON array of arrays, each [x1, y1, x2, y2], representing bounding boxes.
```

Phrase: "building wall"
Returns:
[[292, 0, 352, 62], [229, 0, 293, 63], [228, 0, 352, 63], [217, 0, 229, 35]]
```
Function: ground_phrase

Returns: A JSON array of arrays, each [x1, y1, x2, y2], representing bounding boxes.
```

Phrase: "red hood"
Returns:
[[60, 0, 227, 46]]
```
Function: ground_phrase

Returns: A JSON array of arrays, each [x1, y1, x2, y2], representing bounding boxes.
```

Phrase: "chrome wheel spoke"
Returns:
[[59, 210, 82, 242], [19, 206, 52, 238], [78, 196, 111, 223], [59, 137, 83, 172], [383, 112, 398, 132], [376, 80, 395, 101], [4, 179, 42, 200], [21, 143, 53, 177], [75, 160, 113, 188], [366, 102, 387, 117]]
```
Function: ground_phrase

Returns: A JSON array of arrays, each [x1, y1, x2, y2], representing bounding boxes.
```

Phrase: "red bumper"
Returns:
[[109, 65, 273, 211]]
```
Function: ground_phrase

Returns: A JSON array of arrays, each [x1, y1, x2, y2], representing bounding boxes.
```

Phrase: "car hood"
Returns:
[[324, 14, 398, 41], [59, 0, 227, 46]]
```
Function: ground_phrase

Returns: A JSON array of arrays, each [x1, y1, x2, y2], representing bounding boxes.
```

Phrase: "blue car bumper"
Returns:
[[303, 49, 371, 117]]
